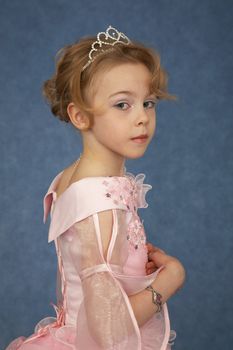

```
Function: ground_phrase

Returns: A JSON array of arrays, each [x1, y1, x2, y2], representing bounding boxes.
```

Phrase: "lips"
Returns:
[[131, 134, 148, 140]]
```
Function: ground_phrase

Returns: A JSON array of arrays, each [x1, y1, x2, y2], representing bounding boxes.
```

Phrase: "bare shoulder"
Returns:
[[98, 210, 113, 260], [56, 160, 78, 199], [55, 159, 110, 199]]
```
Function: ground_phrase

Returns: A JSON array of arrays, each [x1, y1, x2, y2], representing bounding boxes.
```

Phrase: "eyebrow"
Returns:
[[108, 90, 155, 99], [108, 91, 135, 98]]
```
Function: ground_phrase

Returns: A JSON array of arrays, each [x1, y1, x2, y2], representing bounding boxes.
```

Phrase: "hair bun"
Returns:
[[42, 76, 70, 123]]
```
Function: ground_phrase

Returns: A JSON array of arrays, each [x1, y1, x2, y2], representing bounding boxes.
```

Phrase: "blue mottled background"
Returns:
[[1, 0, 233, 349]]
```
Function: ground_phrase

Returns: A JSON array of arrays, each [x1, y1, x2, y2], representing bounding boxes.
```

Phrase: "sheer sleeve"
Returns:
[[67, 209, 141, 350]]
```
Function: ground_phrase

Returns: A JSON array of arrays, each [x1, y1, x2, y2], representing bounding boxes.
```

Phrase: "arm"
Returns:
[[130, 251, 186, 327], [70, 210, 185, 332], [145, 242, 166, 275], [68, 208, 185, 348], [98, 212, 186, 328], [68, 210, 140, 349]]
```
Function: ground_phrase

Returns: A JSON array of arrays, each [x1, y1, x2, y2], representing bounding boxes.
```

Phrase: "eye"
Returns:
[[114, 102, 130, 110], [143, 100, 157, 109]]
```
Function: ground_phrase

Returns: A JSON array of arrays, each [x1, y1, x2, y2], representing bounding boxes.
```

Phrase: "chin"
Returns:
[[125, 150, 147, 160]]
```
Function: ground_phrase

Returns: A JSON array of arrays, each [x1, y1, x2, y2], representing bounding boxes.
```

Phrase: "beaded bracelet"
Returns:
[[145, 285, 163, 313]]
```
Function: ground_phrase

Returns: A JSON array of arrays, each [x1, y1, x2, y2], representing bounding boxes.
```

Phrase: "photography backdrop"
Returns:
[[1, 0, 232, 349]]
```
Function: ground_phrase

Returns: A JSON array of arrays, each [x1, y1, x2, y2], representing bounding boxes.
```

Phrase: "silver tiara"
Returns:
[[82, 25, 131, 72]]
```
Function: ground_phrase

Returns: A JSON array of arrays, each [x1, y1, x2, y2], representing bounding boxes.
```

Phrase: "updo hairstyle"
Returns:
[[43, 35, 176, 128]]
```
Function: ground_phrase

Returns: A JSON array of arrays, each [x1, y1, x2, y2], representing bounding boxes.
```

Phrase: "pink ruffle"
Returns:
[[5, 317, 76, 350], [125, 172, 152, 208], [6, 323, 176, 350]]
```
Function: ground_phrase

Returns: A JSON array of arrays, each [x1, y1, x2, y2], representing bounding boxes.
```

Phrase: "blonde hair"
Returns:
[[43, 35, 177, 127]]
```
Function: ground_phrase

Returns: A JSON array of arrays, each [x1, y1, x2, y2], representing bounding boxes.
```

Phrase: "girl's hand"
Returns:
[[130, 246, 186, 327], [147, 243, 185, 278], [145, 242, 166, 275]]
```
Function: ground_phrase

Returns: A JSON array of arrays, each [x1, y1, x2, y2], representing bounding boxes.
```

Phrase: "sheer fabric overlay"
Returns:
[[68, 210, 140, 349], [5, 172, 177, 350]]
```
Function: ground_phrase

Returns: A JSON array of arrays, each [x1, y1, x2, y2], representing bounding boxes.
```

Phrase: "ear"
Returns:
[[67, 102, 90, 130]]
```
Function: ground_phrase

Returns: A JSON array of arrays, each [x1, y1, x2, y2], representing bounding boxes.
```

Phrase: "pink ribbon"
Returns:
[[22, 302, 65, 344]]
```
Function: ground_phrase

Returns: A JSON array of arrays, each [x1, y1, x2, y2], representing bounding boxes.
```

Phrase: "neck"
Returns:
[[77, 135, 126, 176], [79, 151, 125, 177]]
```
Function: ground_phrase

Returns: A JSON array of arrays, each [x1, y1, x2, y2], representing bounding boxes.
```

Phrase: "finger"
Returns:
[[147, 243, 165, 255], [146, 242, 154, 252], [157, 248, 166, 254], [148, 251, 175, 266], [146, 261, 156, 268], [146, 267, 158, 275], [152, 247, 165, 254], [146, 268, 152, 275], [148, 249, 166, 260]]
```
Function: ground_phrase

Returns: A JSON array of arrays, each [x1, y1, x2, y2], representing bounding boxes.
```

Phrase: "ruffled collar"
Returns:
[[43, 169, 152, 224]]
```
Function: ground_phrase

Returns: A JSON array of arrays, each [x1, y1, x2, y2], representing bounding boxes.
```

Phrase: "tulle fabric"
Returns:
[[5, 323, 76, 349], [6, 322, 175, 350]]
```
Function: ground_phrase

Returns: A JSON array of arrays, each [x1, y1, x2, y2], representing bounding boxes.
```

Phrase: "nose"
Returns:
[[135, 105, 150, 126]]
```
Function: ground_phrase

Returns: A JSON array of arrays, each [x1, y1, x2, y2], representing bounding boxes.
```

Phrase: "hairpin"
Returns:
[[82, 25, 131, 72]]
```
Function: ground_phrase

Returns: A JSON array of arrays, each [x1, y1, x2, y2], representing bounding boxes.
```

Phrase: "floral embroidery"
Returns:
[[102, 177, 135, 209], [102, 172, 152, 250], [102, 172, 152, 211], [126, 216, 146, 250]]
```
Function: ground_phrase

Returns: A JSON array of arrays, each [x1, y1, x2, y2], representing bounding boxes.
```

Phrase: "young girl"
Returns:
[[6, 25, 185, 350]]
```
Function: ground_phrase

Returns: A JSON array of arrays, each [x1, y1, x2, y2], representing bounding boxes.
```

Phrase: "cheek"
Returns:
[[92, 119, 116, 140], [149, 115, 156, 138], [149, 113, 156, 127], [153, 117, 156, 130], [94, 116, 121, 132]]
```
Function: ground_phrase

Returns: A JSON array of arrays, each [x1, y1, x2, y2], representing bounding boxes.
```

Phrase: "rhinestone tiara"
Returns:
[[81, 25, 131, 72]]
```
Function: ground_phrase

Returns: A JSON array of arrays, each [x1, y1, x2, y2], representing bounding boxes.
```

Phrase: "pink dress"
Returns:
[[6, 170, 176, 350]]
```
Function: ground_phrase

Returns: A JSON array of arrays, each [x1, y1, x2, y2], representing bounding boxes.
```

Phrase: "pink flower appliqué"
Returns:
[[102, 172, 152, 211]]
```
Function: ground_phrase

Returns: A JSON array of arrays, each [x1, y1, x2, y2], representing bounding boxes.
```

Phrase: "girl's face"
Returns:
[[87, 63, 156, 160]]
